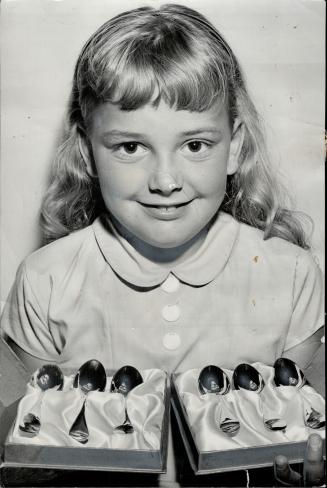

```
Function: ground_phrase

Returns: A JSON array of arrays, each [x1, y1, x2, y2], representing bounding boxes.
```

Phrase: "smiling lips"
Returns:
[[140, 200, 193, 210], [139, 199, 194, 219]]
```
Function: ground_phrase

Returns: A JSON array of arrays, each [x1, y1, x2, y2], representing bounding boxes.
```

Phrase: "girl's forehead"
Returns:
[[90, 100, 231, 135]]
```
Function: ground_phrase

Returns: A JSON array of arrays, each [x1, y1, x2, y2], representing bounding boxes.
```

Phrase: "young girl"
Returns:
[[1, 3, 323, 377], [0, 4, 324, 486]]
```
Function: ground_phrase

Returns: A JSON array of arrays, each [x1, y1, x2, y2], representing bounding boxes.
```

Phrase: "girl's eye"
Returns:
[[112, 142, 148, 159], [187, 141, 204, 152], [122, 142, 138, 154], [182, 140, 212, 157]]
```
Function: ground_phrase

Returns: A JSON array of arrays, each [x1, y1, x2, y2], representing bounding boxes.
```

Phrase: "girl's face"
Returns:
[[87, 101, 241, 249]]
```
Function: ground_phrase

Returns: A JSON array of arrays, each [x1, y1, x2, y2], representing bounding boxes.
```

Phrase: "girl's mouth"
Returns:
[[140, 200, 193, 210], [138, 200, 194, 219]]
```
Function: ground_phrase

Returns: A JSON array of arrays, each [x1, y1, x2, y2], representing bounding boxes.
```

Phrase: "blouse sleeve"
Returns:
[[284, 250, 324, 351], [0, 261, 59, 360]]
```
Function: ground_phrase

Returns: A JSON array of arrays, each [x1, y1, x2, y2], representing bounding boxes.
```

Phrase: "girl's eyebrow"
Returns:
[[180, 128, 222, 136], [102, 130, 144, 140], [102, 128, 222, 140]]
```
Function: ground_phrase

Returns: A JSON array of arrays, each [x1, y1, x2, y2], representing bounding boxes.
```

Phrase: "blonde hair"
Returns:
[[41, 4, 309, 248]]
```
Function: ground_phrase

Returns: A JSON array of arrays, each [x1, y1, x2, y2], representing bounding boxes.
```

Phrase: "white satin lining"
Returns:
[[10, 369, 166, 449], [175, 363, 325, 452]]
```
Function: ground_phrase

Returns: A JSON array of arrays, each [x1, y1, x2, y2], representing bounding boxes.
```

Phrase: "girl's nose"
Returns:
[[148, 170, 183, 196]]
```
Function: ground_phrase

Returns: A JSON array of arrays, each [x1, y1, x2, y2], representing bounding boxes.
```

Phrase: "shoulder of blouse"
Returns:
[[22, 224, 96, 277], [231, 224, 324, 309], [231, 219, 322, 282], [235, 219, 314, 262]]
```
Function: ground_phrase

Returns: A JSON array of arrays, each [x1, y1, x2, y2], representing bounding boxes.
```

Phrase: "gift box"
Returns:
[[171, 363, 325, 475], [3, 363, 169, 473]]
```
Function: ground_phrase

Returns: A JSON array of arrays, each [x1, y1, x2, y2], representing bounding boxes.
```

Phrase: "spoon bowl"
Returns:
[[69, 359, 107, 444], [274, 358, 305, 388], [110, 365, 143, 396], [35, 364, 64, 391], [76, 359, 107, 393], [19, 364, 64, 436], [198, 365, 230, 395], [110, 365, 143, 434], [233, 363, 265, 393]]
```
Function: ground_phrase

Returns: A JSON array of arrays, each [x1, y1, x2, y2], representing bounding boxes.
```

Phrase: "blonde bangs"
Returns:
[[77, 7, 231, 119], [105, 50, 227, 112]]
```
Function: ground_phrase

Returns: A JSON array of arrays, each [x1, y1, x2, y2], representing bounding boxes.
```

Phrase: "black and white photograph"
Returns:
[[0, 1, 325, 487]]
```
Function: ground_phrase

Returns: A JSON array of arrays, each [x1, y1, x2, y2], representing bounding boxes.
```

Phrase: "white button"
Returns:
[[162, 304, 181, 322], [161, 274, 180, 293], [163, 332, 181, 350]]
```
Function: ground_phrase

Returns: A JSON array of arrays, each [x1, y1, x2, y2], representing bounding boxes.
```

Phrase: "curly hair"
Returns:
[[40, 3, 310, 248]]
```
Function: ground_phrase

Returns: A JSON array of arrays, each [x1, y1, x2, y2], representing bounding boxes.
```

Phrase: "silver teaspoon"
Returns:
[[233, 363, 287, 432], [274, 358, 325, 430], [198, 365, 240, 437], [19, 364, 64, 436], [110, 365, 143, 434], [69, 359, 107, 444]]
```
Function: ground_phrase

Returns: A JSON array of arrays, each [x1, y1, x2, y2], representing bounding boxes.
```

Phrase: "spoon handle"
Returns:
[[69, 400, 89, 444], [216, 396, 240, 437], [114, 407, 134, 434], [259, 396, 287, 432], [19, 396, 43, 436], [300, 391, 325, 429]]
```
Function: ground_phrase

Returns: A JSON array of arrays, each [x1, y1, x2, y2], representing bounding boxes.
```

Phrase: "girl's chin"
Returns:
[[110, 214, 208, 261], [144, 238, 190, 249], [134, 228, 208, 263], [139, 231, 203, 250]]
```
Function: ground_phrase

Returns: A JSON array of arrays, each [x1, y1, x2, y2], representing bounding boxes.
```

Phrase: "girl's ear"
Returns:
[[78, 132, 98, 177], [227, 119, 245, 175]]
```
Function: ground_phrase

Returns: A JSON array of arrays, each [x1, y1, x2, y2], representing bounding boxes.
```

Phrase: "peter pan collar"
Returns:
[[92, 211, 240, 288]]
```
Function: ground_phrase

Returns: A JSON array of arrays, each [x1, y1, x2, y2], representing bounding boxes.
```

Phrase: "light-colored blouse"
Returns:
[[1, 212, 323, 374]]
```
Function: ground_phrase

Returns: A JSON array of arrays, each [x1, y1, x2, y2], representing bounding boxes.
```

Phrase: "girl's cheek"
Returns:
[[188, 167, 228, 195], [99, 166, 149, 195]]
